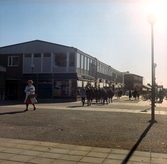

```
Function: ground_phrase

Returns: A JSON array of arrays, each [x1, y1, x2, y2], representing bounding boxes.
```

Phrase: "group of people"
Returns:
[[128, 90, 140, 100], [81, 87, 123, 106]]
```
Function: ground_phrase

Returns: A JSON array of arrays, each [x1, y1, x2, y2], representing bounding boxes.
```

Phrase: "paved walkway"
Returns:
[[0, 138, 167, 164], [2, 98, 167, 115], [0, 98, 167, 163]]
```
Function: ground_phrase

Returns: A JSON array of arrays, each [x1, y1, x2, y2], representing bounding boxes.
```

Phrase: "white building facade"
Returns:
[[0, 40, 123, 101]]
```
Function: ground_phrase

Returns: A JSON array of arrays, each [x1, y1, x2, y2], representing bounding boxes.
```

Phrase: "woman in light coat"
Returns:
[[24, 80, 37, 111]]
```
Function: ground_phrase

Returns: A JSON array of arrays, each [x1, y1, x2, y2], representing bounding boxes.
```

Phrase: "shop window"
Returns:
[[55, 53, 66, 67], [69, 52, 75, 67], [54, 80, 69, 96], [8, 56, 19, 66]]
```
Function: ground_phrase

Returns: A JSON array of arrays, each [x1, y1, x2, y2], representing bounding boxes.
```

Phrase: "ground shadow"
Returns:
[[141, 108, 151, 112], [67, 106, 84, 108], [124, 100, 139, 102], [68, 103, 106, 108], [0, 110, 26, 115], [122, 122, 154, 164]]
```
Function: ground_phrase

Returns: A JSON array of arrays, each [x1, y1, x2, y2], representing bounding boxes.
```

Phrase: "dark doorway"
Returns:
[[5, 80, 21, 100]]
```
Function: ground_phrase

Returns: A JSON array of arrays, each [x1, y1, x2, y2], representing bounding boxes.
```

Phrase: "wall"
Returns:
[[0, 71, 6, 100]]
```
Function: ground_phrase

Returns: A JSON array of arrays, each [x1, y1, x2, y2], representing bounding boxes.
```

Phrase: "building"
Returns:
[[123, 72, 143, 93], [0, 66, 6, 101], [0, 40, 124, 101]]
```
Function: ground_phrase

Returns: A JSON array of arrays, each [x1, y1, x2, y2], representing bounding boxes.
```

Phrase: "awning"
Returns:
[[0, 66, 6, 72], [142, 84, 151, 89], [77, 74, 95, 81]]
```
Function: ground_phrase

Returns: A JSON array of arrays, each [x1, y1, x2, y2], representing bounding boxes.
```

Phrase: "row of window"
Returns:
[[7, 53, 122, 79], [134, 76, 142, 81], [25, 53, 75, 67], [7, 53, 75, 67], [77, 53, 120, 76]]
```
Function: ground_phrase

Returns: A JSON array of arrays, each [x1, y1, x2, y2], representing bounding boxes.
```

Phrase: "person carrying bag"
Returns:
[[24, 80, 37, 111]]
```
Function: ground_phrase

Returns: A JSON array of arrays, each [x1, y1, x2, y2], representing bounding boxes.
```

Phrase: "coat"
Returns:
[[24, 85, 37, 104]]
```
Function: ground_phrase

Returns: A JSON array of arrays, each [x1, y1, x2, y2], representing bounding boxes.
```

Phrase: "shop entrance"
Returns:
[[5, 80, 21, 100]]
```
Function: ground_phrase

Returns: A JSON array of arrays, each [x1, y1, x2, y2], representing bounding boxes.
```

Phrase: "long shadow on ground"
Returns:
[[0, 110, 25, 115], [122, 121, 154, 164]]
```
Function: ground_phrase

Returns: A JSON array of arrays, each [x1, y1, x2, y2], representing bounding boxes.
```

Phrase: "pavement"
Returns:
[[0, 96, 167, 164]]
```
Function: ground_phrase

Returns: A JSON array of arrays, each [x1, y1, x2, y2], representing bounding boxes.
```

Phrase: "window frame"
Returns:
[[54, 52, 66, 67], [69, 52, 75, 67], [8, 56, 19, 67]]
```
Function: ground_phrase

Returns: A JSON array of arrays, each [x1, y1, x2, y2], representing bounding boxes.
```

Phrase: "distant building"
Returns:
[[123, 72, 143, 93], [0, 40, 124, 101]]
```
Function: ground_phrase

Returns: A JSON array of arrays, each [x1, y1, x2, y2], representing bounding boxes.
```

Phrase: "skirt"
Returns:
[[26, 98, 32, 104]]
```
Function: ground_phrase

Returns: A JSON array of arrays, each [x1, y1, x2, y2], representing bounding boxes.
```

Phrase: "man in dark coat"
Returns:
[[108, 88, 114, 103]]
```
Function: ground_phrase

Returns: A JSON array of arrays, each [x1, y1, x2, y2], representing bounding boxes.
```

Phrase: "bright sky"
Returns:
[[0, 0, 167, 87]]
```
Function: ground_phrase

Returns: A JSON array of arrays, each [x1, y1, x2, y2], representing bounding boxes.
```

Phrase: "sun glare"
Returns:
[[148, 0, 167, 26]]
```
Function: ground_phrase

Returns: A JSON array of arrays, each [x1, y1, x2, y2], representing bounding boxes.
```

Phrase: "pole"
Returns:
[[151, 24, 156, 122]]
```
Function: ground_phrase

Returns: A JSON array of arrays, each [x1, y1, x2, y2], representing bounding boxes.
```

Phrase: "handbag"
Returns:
[[28, 94, 37, 98]]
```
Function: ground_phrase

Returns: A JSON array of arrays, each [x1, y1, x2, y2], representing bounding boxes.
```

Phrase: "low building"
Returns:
[[0, 66, 6, 101], [0, 40, 124, 101], [123, 72, 143, 93]]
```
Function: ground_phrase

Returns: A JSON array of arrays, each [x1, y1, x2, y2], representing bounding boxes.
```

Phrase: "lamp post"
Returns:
[[31, 64, 34, 79], [147, 13, 157, 123]]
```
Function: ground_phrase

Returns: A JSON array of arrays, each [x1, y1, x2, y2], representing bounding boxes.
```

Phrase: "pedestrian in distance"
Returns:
[[95, 87, 99, 103], [86, 87, 92, 106], [129, 90, 132, 100], [102, 89, 108, 105], [81, 88, 86, 106], [108, 88, 114, 103], [24, 80, 37, 111]]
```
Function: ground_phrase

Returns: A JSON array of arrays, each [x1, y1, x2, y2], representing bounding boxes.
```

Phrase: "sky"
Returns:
[[0, 0, 167, 87]]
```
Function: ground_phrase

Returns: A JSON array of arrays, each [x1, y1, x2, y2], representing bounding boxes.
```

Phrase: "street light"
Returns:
[[31, 64, 34, 78], [147, 13, 158, 123]]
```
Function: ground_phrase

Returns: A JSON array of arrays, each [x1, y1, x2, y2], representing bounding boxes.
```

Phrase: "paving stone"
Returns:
[[80, 156, 104, 164], [59, 154, 83, 161], [28, 157, 55, 164], [9, 154, 34, 162]]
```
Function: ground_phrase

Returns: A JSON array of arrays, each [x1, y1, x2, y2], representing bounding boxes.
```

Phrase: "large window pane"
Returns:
[[88, 58, 90, 71], [84, 56, 87, 71], [77, 53, 80, 68], [25, 54, 31, 58], [69, 52, 75, 67], [81, 55, 83, 69], [55, 53, 66, 67], [34, 53, 41, 58]]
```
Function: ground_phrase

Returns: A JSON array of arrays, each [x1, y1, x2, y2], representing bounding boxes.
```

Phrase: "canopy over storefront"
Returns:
[[0, 66, 6, 72], [142, 84, 151, 91]]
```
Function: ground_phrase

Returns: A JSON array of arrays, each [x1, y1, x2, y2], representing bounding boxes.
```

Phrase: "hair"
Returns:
[[28, 80, 33, 84]]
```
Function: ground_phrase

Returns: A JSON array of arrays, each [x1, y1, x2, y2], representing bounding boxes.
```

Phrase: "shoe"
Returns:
[[34, 107, 36, 111], [24, 109, 28, 112]]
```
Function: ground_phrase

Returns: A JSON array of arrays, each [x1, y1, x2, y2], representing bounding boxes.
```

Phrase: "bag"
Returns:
[[28, 94, 37, 98]]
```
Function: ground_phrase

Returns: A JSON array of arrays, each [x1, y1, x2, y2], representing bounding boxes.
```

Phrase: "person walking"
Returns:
[[108, 88, 114, 103], [129, 90, 132, 100], [86, 87, 92, 106], [81, 88, 86, 106], [102, 89, 108, 105], [24, 80, 37, 111]]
